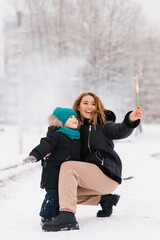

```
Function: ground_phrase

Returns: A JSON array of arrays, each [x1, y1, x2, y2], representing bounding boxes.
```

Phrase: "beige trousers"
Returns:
[[58, 161, 119, 213]]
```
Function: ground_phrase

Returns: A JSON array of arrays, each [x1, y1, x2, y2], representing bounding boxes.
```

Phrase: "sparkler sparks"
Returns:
[[134, 73, 142, 108]]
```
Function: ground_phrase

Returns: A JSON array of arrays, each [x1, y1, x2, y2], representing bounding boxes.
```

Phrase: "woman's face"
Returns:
[[78, 95, 96, 120]]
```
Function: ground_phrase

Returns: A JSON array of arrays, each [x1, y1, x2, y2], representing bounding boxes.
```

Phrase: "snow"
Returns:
[[0, 124, 160, 240]]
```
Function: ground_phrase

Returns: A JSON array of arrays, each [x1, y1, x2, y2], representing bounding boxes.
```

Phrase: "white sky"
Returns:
[[0, 0, 160, 24], [137, 0, 160, 24], [0, 1, 15, 18]]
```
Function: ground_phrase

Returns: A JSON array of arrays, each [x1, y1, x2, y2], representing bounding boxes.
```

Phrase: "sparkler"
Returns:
[[136, 80, 140, 108], [134, 73, 141, 108]]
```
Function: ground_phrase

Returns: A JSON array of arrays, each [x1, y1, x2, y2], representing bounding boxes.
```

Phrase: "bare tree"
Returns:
[[2, 0, 160, 123]]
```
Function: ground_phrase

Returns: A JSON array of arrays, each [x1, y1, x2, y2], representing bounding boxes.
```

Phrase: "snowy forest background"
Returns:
[[0, 2, 160, 239], [0, 0, 160, 128]]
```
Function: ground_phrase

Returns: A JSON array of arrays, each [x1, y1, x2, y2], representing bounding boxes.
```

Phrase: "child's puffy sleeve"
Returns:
[[29, 134, 58, 161]]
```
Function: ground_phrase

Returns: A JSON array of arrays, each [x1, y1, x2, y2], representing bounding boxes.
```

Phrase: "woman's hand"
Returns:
[[129, 107, 143, 122]]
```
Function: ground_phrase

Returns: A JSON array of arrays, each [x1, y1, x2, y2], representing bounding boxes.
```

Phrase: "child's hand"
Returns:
[[129, 106, 143, 122], [43, 153, 51, 160], [23, 155, 37, 163]]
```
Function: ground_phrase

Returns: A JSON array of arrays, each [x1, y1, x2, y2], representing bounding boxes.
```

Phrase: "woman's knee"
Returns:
[[61, 161, 77, 170]]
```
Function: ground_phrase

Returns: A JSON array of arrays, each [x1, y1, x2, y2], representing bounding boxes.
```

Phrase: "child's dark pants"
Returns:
[[39, 188, 59, 219]]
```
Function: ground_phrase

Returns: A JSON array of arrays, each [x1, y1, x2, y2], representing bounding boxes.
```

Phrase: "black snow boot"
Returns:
[[41, 217, 53, 226], [97, 194, 120, 217], [42, 211, 79, 232]]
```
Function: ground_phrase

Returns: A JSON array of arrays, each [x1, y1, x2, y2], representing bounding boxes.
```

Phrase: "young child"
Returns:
[[23, 107, 81, 225]]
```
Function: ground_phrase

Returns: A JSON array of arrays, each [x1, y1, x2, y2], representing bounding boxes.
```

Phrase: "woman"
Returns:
[[42, 92, 142, 232]]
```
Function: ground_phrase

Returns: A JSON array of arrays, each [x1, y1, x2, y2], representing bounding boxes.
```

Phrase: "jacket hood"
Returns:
[[104, 110, 116, 122], [48, 115, 63, 127]]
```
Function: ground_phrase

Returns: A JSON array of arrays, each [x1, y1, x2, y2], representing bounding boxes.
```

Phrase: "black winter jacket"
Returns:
[[80, 111, 140, 184], [30, 127, 81, 188]]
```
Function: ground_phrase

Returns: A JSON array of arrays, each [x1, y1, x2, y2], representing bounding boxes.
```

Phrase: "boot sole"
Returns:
[[97, 195, 120, 217], [42, 222, 79, 232]]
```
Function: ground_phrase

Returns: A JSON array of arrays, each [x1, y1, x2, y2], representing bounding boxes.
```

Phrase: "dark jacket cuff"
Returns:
[[124, 111, 140, 128]]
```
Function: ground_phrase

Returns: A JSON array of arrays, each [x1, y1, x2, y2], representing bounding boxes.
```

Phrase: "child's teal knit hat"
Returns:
[[52, 107, 77, 125]]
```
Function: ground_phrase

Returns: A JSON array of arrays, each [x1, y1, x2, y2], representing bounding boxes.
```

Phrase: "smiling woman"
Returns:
[[73, 92, 108, 129], [42, 92, 142, 232], [78, 95, 96, 120]]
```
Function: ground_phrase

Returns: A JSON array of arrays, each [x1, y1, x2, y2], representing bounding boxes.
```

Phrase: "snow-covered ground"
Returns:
[[0, 124, 160, 240]]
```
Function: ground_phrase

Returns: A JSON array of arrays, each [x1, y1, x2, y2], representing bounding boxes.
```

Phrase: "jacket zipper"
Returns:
[[86, 125, 92, 162], [88, 125, 92, 154], [86, 125, 104, 166], [95, 151, 104, 166]]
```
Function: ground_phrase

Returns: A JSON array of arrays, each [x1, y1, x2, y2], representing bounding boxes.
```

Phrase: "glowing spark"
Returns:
[[134, 73, 142, 108]]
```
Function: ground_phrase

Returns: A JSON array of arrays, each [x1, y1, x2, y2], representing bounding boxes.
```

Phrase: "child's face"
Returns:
[[64, 115, 78, 129]]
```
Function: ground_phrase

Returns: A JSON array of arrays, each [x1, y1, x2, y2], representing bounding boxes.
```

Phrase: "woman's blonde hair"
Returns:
[[72, 92, 107, 128]]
